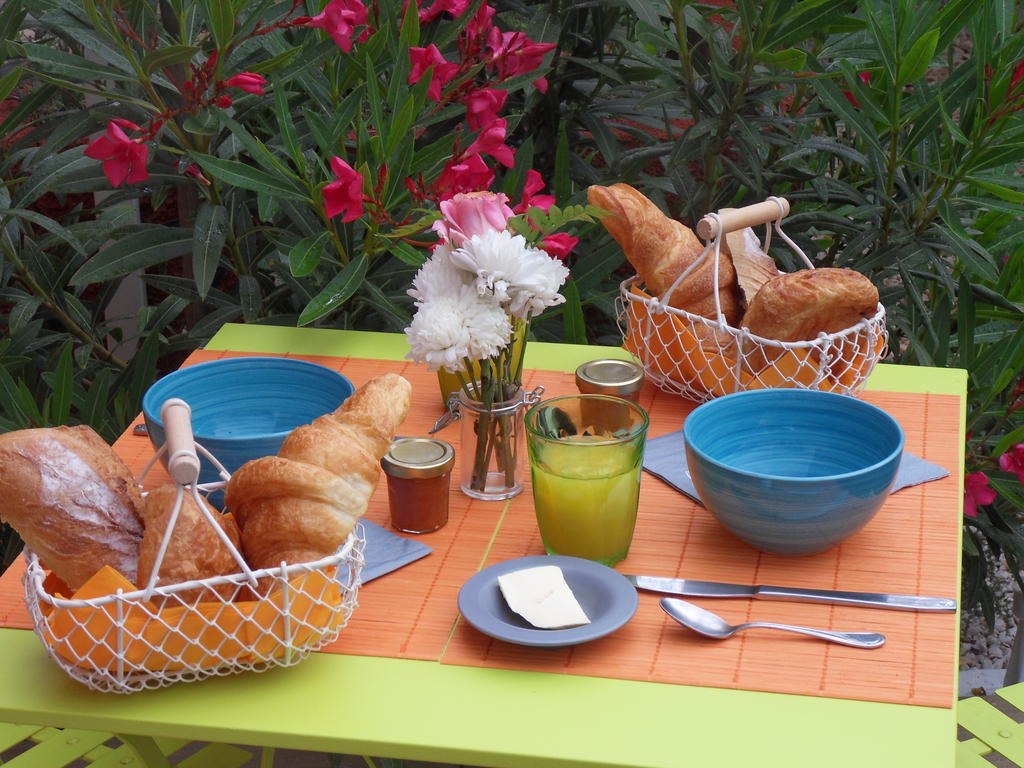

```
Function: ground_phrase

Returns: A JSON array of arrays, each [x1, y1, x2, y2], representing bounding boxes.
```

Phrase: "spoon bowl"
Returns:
[[659, 597, 885, 649]]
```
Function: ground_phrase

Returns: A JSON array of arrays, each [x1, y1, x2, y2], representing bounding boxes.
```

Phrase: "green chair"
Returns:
[[958, 682, 1024, 767], [0, 723, 254, 768]]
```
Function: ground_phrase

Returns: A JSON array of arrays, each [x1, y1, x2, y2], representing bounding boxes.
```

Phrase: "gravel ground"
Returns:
[[960, 558, 1018, 671]]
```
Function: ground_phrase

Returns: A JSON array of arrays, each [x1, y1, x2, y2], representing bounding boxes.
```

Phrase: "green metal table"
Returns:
[[0, 324, 966, 768]]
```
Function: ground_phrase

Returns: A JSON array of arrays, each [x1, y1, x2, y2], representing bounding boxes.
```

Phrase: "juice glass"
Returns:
[[524, 395, 649, 566]]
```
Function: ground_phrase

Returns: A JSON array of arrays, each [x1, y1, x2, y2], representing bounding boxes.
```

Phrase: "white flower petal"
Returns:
[[405, 286, 512, 371]]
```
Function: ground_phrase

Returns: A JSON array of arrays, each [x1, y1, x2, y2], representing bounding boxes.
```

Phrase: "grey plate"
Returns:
[[457, 555, 639, 648]]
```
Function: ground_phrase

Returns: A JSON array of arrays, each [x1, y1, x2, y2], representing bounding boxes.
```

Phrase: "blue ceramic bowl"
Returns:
[[143, 357, 355, 485], [683, 389, 904, 556]]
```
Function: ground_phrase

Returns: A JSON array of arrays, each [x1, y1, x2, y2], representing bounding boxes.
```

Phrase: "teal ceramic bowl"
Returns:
[[143, 357, 354, 485], [683, 389, 904, 556]]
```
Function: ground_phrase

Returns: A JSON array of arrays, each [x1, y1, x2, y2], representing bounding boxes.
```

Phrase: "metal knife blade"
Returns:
[[624, 574, 957, 612]]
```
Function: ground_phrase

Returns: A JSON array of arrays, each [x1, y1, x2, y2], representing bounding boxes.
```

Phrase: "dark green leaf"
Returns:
[[561, 279, 586, 344], [190, 153, 310, 201], [0, 83, 54, 140], [0, 365, 34, 426], [757, 48, 807, 71], [298, 254, 368, 325], [0, 208, 87, 254], [968, 179, 1024, 205], [141, 45, 200, 76], [214, 109, 292, 176], [193, 203, 228, 300], [13, 146, 92, 207], [289, 231, 330, 277], [0, 68, 21, 105], [934, 0, 981, 50], [48, 342, 74, 426], [183, 110, 220, 136], [23, 44, 132, 81], [388, 240, 427, 267], [274, 87, 304, 171], [70, 227, 193, 284], [897, 28, 939, 86], [202, 0, 235, 50], [144, 295, 189, 333], [239, 275, 261, 322]]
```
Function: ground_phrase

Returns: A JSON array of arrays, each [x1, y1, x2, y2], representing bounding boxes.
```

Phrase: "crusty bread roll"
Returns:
[[724, 227, 779, 307], [588, 183, 742, 324], [225, 373, 412, 569], [742, 268, 879, 342], [137, 484, 241, 599], [0, 425, 144, 588]]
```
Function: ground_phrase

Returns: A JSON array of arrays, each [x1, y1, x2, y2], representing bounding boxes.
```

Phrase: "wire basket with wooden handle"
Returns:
[[616, 197, 887, 402], [22, 399, 364, 694]]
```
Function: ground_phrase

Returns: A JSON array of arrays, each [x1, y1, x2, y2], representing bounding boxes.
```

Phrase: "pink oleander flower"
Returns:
[[109, 118, 142, 132], [999, 443, 1024, 484], [84, 120, 149, 187], [433, 191, 515, 247], [216, 94, 233, 108], [222, 72, 267, 95], [487, 29, 556, 80], [513, 170, 555, 214], [323, 156, 364, 222], [436, 154, 494, 199], [964, 471, 997, 517], [464, 118, 515, 167], [843, 70, 872, 108], [419, 0, 471, 22], [465, 88, 507, 131], [541, 233, 578, 261], [533, 76, 549, 94], [183, 163, 211, 185], [409, 45, 459, 101], [305, 0, 368, 53], [465, 3, 496, 41], [1011, 60, 1024, 90]]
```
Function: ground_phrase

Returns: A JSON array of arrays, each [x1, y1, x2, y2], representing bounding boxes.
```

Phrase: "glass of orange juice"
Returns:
[[524, 395, 649, 566]]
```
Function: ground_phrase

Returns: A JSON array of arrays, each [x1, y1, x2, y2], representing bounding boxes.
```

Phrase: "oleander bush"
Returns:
[[0, 0, 1022, 626]]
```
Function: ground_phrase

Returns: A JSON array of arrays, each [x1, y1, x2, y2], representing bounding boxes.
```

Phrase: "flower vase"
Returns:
[[456, 386, 543, 501]]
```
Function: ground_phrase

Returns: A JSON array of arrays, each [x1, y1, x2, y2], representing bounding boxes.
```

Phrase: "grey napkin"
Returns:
[[642, 431, 949, 505], [359, 520, 433, 583]]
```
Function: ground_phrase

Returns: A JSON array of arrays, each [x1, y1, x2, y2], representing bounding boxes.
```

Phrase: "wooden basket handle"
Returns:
[[161, 398, 201, 486], [696, 197, 790, 240]]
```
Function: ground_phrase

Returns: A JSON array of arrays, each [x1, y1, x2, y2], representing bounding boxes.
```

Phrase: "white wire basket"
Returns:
[[616, 197, 888, 402], [22, 399, 364, 694]]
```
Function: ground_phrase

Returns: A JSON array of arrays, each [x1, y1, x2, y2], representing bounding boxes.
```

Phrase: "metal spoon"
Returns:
[[659, 598, 885, 649]]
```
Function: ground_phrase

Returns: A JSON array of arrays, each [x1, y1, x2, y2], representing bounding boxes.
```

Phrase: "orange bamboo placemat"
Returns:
[[443, 372, 962, 709], [0, 350, 961, 708]]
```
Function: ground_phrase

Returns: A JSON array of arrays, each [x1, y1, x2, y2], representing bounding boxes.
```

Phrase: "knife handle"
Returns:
[[755, 585, 957, 612]]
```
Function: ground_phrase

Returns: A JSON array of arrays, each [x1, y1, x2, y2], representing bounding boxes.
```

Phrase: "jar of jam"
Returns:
[[575, 359, 645, 403], [380, 437, 455, 534]]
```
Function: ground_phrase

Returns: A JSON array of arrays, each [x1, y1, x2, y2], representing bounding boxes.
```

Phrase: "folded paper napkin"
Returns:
[[642, 430, 949, 505], [360, 520, 433, 583]]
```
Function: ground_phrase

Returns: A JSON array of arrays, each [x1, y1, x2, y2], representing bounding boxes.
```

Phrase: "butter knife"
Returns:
[[624, 574, 956, 612]]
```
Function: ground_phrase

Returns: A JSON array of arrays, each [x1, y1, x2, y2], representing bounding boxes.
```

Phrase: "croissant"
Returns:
[[137, 484, 242, 600], [588, 183, 742, 324], [0, 425, 143, 589], [740, 268, 880, 375], [742, 268, 879, 342], [225, 373, 412, 569]]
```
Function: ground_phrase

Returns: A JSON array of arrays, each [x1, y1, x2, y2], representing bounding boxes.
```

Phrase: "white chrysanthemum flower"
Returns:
[[505, 249, 570, 320], [407, 244, 470, 305], [404, 285, 513, 372], [449, 230, 568, 320]]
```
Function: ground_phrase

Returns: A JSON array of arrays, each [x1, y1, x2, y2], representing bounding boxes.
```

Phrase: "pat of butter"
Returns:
[[497, 565, 591, 629]]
